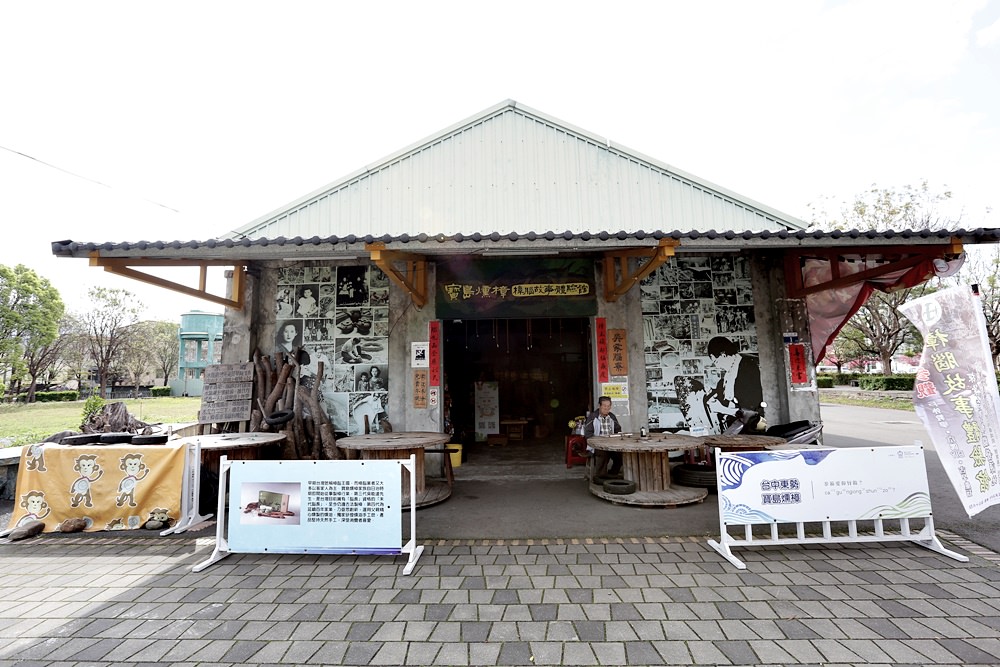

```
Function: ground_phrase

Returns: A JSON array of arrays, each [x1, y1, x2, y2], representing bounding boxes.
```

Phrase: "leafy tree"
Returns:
[[150, 321, 180, 386], [58, 315, 94, 396], [120, 321, 156, 398], [0, 264, 64, 397], [78, 287, 143, 398], [949, 245, 1000, 369], [809, 180, 954, 231], [22, 316, 72, 402]]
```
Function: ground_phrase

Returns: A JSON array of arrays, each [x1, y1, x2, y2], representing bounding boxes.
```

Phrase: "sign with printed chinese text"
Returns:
[[227, 459, 402, 554], [600, 382, 630, 415], [608, 328, 628, 376], [595, 318, 609, 383], [200, 362, 254, 423], [428, 321, 441, 386], [899, 286, 1000, 516], [474, 381, 499, 441], [435, 258, 596, 319], [787, 343, 810, 386], [716, 446, 931, 524], [413, 369, 428, 408]]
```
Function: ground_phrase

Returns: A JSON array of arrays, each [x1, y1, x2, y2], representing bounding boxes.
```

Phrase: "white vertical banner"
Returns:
[[474, 381, 500, 441], [899, 285, 1000, 516]]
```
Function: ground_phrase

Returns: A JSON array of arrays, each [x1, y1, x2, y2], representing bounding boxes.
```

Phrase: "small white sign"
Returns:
[[429, 386, 439, 407], [411, 342, 429, 368]]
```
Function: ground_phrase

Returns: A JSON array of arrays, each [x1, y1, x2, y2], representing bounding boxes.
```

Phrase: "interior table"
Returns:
[[337, 432, 452, 508], [587, 433, 712, 507]]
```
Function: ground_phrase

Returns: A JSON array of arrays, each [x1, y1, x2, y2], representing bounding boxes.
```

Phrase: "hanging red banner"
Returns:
[[788, 343, 809, 385], [595, 318, 609, 383], [428, 321, 441, 387]]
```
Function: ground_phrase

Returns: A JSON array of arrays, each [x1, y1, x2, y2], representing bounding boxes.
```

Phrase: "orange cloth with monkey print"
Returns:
[[7, 442, 186, 533]]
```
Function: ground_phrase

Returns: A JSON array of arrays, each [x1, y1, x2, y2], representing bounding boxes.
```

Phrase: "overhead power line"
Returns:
[[0, 144, 180, 213]]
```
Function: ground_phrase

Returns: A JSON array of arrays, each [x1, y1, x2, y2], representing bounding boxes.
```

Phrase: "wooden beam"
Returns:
[[603, 239, 679, 302], [366, 243, 428, 308], [90, 253, 245, 310], [783, 241, 965, 298]]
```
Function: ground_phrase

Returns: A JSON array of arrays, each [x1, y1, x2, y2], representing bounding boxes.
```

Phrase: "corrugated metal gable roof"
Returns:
[[230, 100, 807, 240]]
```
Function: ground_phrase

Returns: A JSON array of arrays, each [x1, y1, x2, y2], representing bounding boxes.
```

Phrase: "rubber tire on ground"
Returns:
[[62, 433, 102, 446], [671, 463, 718, 490], [602, 479, 636, 495], [131, 434, 169, 445]]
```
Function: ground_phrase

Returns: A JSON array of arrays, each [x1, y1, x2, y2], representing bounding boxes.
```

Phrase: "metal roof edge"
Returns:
[[226, 99, 808, 238]]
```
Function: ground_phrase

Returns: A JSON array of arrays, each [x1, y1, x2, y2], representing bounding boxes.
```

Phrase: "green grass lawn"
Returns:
[[0, 397, 202, 447]]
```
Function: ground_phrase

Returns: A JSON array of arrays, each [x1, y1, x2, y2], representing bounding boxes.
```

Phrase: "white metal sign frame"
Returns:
[[707, 446, 968, 569]]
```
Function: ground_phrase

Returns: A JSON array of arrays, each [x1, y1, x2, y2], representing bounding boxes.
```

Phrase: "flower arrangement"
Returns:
[[567, 416, 586, 430]]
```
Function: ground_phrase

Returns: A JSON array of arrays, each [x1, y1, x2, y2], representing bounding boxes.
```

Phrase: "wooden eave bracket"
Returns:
[[603, 239, 679, 302], [783, 240, 965, 298], [89, 253, 246, 310], [366, 242, 427, 308]]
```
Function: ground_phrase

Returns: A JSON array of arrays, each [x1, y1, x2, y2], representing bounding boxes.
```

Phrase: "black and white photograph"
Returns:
[[295, 284, 320, 318], [336, 266, 369, 307]]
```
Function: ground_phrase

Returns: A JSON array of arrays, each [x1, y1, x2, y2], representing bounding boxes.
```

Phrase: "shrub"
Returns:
[[81, 394, 106, 428], [816, 376, 834, 388], [833, 372, 858, 386], [34, 390, 79, 403], [858, 375, 914, 391], [150, 386, 172, 397]]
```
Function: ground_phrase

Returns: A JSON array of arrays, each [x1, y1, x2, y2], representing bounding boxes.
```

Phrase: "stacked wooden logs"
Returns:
[[251, 348, 341, 461]]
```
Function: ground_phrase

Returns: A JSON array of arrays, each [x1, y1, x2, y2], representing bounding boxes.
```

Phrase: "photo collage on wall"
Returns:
[[275, 265, 391, 436], [641, 255, 760, 434]]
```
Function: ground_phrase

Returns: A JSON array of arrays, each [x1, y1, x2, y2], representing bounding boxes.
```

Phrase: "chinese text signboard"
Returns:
[[413, 369, 428, 408], [200, 363, 254, 423], [435, 258, 597, 319], [595, 318, 609, 383], [787, 343, 809, 386], [608, 328, 628, 376], [899, 286, 1000, 517], [428, 321, 441, 387]]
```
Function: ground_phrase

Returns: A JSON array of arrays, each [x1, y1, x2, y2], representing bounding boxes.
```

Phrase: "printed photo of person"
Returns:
[[275, 320, 303, 355], [704, 335, 763, 431], [297, 285, 319, 318]]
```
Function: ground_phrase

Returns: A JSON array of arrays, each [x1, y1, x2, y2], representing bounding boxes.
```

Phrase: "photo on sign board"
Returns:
[[296, 284, 320, 318], [336, 266, 369, 307], [238, 482, 301, 525]]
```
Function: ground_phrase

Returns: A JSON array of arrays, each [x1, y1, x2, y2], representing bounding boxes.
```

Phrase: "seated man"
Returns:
[[584, 396, 623, 479]]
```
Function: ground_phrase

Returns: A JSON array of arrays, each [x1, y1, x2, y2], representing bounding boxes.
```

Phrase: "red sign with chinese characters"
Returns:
[[788, 343, 809, 385], [595, 318, 609, 383], [608, 328, 628, 376], [428, 321, 441, 387]]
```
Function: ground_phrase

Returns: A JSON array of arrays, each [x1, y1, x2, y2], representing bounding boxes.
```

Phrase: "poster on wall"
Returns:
[[899, 286, 1000, 517], [275, 265, 391, 436], [640, 255, 760, 435], [474, 381, 499, 441]]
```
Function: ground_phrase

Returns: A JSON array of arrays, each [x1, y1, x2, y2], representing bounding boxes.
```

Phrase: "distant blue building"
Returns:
[[169, 310, 224, 396]]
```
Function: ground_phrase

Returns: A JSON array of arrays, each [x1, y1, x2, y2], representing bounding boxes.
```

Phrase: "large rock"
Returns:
[[8, 520, 45, 541]]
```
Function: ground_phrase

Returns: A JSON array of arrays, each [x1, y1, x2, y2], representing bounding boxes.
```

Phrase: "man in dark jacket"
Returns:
[[584, 396, 623, 478]]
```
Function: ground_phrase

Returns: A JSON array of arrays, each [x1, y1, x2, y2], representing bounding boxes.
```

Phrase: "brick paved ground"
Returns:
[[1, 530, 1000, 666]]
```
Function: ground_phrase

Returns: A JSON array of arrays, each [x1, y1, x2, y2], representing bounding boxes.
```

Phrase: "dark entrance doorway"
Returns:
[[442, 318, 593, 448]]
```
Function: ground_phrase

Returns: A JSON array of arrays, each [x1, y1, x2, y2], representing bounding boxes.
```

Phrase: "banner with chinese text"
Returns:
[[436, 258, 596, 319], [899, 286, 1000, 517]]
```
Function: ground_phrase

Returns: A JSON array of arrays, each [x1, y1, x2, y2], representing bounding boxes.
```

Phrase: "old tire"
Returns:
[[602, 479, 636, 495], [100, 432, 134, 444], [672, 463, 718, 490], [264, 410, 295, 426], [131, 434, 169, 445], [62, 433, 101, 446]]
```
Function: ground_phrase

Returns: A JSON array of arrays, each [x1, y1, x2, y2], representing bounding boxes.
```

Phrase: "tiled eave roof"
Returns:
[[52, 227, 997, 262]]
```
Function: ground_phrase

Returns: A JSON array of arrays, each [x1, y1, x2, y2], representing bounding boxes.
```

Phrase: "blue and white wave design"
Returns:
[[718, 449, 836, 491], [719, 493, 776, 524], [858, 492, 933, 519]]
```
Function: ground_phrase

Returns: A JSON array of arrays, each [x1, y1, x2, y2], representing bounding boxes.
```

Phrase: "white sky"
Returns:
[[2, 0, 998, 320]]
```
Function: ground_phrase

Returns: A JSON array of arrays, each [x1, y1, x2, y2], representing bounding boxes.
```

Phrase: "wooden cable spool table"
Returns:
[[336, 432, 452, 508], [587, 433, 711, 507], [191, 432, 287, 474]]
